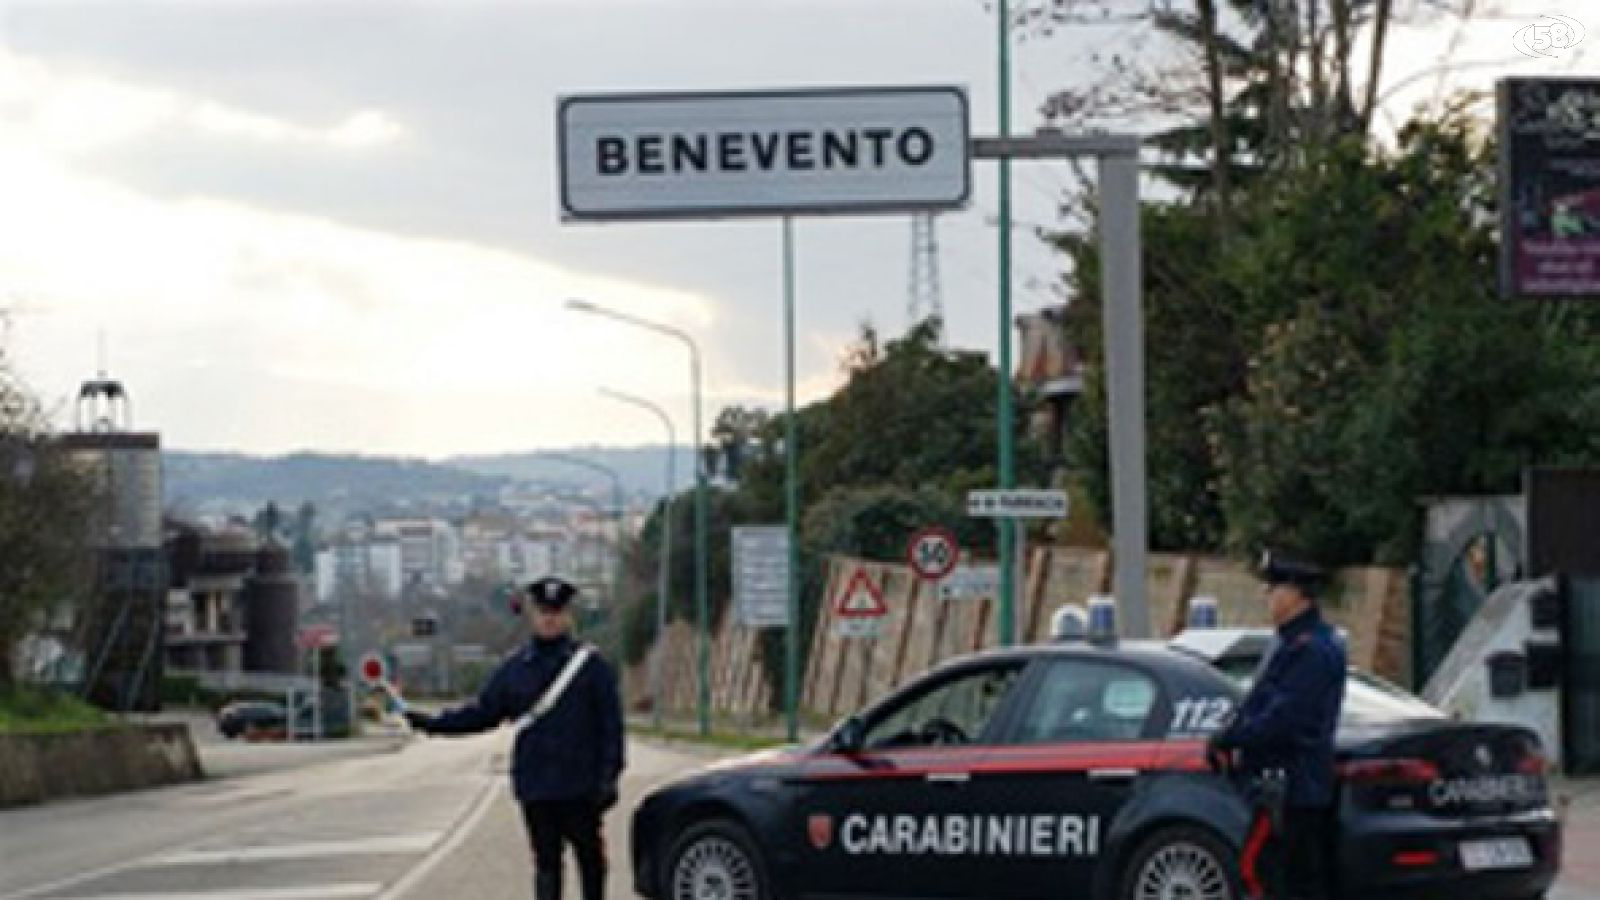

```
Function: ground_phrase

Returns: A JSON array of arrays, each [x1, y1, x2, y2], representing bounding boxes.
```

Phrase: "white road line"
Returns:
[[48, 884, 382, 900], [149, 832, 442, 866], [374, 774, 501, 900]]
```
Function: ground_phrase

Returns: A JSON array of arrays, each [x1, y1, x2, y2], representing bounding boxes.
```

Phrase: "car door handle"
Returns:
[[1088, 768, 1140, 783], [925, 771, 970, 784]]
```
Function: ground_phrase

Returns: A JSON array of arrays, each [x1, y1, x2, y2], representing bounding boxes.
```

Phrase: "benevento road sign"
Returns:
[[967, 489, 1070, 519], [559, 86, 970, 220]]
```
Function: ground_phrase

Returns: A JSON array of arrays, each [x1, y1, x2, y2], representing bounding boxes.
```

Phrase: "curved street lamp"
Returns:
[[566, 298, 711, 736], [546, 453, 625, 659], [598, 387, 676, 730]]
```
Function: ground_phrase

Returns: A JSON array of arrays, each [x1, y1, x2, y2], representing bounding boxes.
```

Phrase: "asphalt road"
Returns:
[[1, 729, 1594, 900], [0, 729, 715, 900]]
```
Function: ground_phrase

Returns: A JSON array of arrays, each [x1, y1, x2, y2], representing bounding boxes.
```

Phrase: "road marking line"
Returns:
[[374, 772, 500, 900], [47, 884, 382, 900], [149, 832, 442, 866]]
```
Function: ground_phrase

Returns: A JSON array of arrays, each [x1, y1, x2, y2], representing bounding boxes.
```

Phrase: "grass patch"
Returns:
[[0, 685, 111, 734]]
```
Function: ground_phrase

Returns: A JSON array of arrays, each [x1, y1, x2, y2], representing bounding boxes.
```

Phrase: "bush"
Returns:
[[0, 685, 110, 734]]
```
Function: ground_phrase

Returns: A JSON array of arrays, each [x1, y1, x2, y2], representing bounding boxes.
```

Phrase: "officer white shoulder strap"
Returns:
[[520, 644, 594, 727]]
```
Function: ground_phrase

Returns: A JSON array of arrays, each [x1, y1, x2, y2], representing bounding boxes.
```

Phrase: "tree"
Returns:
[[1063, 105, 1600, 565], [708, 407, 771, 483], [626, 318, 1052, 705], [1209, 116, 1600, 563], [0, 355, 98, 688]]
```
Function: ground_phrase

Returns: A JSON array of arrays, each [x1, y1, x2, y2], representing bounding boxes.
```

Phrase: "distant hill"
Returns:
[[163, 451, 512, 519], [446, 446, 689, 495], [162, 446, 683, 520]]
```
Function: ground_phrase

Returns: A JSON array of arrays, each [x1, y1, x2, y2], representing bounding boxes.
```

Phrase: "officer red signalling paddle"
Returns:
[[405, 576, 624, 900]]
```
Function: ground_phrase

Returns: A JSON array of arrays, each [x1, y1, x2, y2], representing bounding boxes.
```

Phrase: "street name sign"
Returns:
[[559, 86, 970, 220], [966, 489, 1070, 519], [938, 565, 1000, 601], [732, 525, 791, 627]]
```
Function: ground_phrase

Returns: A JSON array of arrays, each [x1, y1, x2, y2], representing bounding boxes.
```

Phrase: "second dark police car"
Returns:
[[632, 636, 1559, 900]]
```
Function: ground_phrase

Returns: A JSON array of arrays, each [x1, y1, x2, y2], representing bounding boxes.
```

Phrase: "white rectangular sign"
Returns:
[[559, 87, 971, 220], [967, 489, 1070, 519], [834, 619, 883, 639], [732, 525, 791, 628], [938, 565, 1000, 601]]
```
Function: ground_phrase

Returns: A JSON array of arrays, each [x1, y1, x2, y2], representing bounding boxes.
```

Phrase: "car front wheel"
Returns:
[[663, 819, 770, 900], [1118, 825, 1239, 900]]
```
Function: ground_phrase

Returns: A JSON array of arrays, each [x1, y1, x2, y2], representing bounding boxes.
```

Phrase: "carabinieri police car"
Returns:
[[631, 630, 1560, 900]]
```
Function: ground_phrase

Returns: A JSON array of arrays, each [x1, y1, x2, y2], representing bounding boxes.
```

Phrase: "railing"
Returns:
[[165, 668, 315, 694]]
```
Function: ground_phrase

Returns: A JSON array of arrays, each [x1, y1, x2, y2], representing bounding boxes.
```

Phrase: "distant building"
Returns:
[[1014, 305, 1086, 472], [59, 372, 166, 711], [314, 537, 403, 604], [374, 517, 462, 588], [164, 523, 301, 677]]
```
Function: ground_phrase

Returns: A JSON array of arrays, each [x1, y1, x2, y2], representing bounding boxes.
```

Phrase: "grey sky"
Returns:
[[0, 0, 1585, 456]]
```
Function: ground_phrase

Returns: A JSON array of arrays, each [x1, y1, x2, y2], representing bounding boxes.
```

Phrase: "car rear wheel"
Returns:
[[1118, 825, 1239, 900], [664, 819, 770, 900]]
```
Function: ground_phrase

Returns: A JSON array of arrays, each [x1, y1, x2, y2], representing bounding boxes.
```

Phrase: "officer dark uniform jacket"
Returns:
[[1212, 553, 1346, 900], [409, 577, 624, 900], [422, 630, 624, 804]]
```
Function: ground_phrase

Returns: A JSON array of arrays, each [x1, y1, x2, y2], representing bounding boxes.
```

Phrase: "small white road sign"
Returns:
[[966, 489, 1070, 519], [938, 565, 1001, 601]]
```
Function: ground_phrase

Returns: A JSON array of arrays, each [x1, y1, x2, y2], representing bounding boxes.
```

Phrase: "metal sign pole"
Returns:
[[1013, 520, 1026, 645], [783, 217, 801, 742], [970, 132, 1150, 639], [995, 0, 1017, 649], [1099, 151, 1150, 638]]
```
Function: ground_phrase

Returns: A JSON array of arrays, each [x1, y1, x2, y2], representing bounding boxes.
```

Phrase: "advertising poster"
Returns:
[[1500, 77, 1600, 297]]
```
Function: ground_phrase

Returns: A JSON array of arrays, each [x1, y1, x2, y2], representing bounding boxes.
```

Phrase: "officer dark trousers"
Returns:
[[1277, 808, 1335, 900], [521, 798, 606, 900], [1251, 808, 1333, 900]]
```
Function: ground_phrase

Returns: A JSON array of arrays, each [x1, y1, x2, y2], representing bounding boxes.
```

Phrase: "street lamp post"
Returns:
[[598, 387, 675, 731], [567, 298, 711, 737], [547, 453, 625, 659]]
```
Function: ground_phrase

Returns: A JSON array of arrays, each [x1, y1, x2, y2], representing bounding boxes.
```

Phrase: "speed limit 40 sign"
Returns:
[[907, 526, 960, 580]]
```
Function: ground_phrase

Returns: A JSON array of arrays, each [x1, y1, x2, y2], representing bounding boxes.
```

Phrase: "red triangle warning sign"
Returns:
[[834, 568, 887, 618]]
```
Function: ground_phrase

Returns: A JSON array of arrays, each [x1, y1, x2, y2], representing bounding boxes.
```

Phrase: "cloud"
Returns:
[[0, 45, 714, 454], [0, 47, 407, 155]]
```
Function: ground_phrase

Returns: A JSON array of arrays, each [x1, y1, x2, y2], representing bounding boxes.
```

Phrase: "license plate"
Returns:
[[1459, 837, 1533, 871]]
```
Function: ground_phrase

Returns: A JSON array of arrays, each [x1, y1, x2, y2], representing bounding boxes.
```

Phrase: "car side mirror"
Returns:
[[831, 716, 865, 754]]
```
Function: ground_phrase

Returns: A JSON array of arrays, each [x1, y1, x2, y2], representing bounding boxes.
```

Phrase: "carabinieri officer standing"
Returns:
[[405, 576, 624, 900], [1209, 552, 1346, 900]]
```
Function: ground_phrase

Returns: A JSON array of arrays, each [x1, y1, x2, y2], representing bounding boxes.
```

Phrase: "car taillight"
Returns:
[[1392, 850, 1439, 868], [1516, 750, 1549, 776], [1338, 758, 1441, 784]]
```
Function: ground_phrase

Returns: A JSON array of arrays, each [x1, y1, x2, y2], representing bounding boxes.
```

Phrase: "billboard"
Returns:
[[1499, 77, 1600, 297]]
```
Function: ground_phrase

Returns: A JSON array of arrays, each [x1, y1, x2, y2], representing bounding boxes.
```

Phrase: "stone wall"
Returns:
[[0, 723, 202, 809]]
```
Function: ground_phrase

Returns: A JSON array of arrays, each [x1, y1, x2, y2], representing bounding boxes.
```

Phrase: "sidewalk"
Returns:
[[1555, 776, 1600, 896], [124, 708, 412, 780]]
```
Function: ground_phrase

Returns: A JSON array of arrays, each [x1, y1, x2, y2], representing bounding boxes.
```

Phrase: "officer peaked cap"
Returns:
[[525, 576, 579, 609], [1257, 550, 1328, 595]]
